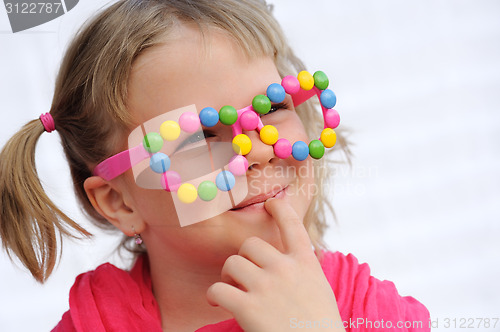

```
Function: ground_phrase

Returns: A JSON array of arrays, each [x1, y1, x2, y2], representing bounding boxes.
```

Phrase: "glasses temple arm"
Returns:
[[93, 144, 150, 181]]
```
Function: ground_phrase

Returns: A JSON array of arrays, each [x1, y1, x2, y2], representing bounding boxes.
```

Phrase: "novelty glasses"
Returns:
[[93, 71, 340, 226]]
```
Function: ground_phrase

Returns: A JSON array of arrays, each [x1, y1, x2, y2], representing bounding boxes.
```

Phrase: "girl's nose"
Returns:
[[243, 129, 279, 171]]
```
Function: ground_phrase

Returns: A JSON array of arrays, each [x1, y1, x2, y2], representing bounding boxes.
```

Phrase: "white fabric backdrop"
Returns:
[[0, 1, 499, 331]]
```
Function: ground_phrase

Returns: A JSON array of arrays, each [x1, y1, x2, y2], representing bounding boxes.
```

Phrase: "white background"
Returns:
[[1, 1, 499, 331]]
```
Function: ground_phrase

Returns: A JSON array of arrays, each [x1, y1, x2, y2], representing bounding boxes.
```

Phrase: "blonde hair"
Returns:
[[0, 0, 350, 283]]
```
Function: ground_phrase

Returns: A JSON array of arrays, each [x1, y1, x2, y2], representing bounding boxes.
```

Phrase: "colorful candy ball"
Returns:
[[266, 83, 286, 103], [199, 107, 219, 127], [228, 155, 249, 176], [259, 125, 279, 145], [161, 171, 182, 192], [313, 71, 329, 90], [320, 89, 337, 109], [177, 183, 198, 203], [179, 111, 200, 133], [324, 109, 340, 129], [297, 71, 314, 91], [292, 141, 309, 161], [149, 153, 171, 173], [160, 120, 181, 141], [240, 110, 259, 131], [219, 105, 238, 125], [309, 140, 325, 159], [281, 75, 300, 95], [320, 128, 337, 148], [273, 138, 292, 159], [252, 94, 271, 114], [216, 170, 236, 191], [143, 132, 163, 153], [232, 134, 252, 155], [198, 181, 218, 201]]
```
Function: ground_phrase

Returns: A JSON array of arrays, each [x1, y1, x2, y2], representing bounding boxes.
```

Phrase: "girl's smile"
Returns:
[[229, 184, 288, 212]]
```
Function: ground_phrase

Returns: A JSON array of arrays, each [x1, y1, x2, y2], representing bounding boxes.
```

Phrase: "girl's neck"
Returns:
[[147, 251, 233, 331]]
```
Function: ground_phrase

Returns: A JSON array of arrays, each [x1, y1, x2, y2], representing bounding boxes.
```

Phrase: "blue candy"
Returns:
[[292, 141, 309, 161], [216, 170, 236, 191], [150, 153, 171, 173], [199, 107, 219, 127], [320, 89, 337, 109], [266, 83, 286, 103]]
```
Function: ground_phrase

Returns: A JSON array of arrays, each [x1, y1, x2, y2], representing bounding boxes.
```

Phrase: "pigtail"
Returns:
[[0, 118, 90, 283]]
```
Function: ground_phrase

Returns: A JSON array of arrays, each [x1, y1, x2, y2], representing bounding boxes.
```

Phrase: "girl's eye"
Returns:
[[175, 130, 215, 152], [175, 102, 290, 152], [260, 102, 289, 117], [268, 106, 278, 114]]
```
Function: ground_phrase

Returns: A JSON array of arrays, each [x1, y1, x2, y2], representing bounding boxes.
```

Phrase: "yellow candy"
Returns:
[[177, 183, 197, 203], [320, 128, 337, 148], [297, 71, 314, 91], [160, 120, 181, 141], [232, 134, 252, 155], [260, 125, 279, 145]]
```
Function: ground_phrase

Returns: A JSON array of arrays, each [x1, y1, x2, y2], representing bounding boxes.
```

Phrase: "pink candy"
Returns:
[[179, 112, 200, 133], [281, 75, 300, 95], [324, 109, 340, 129], [228, 155, 249, 176], [240, 110, 259, 131], [162, 171, 182, 191], [273, 138, 292, 159]]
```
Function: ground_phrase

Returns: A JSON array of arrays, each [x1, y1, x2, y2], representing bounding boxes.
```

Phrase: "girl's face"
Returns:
[[124, 24, 315, 267]]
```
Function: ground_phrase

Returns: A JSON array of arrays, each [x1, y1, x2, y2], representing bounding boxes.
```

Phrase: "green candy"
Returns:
[[308, 140, 325, 159], [219, 105, 238, 125], [143, 132, 163, 153], [252, 94, 271, 114], [198, 181, 217, 201], [313, 71, 329, 90]]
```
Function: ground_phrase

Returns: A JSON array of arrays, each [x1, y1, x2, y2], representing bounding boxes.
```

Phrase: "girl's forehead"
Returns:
[[128, 25, 280, 126]]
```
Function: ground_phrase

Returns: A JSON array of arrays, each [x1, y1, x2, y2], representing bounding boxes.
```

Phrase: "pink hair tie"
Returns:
[[39, 113, 55, 133]]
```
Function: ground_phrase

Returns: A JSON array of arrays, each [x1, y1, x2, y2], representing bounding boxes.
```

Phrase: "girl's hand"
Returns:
[[206, 198, 345, 332]]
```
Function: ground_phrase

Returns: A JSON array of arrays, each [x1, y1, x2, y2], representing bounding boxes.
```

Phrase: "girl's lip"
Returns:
[[230, 185, 288, 211]]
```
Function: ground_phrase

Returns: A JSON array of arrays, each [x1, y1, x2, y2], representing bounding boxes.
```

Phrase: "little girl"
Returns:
[[0, 0, 429, 331]]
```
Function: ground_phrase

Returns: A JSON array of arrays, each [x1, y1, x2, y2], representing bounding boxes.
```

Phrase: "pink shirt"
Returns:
[[52, 251, 429, 331]]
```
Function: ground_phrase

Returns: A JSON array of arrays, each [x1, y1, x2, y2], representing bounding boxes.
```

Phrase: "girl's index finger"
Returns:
[[264, 197, 312, 254]]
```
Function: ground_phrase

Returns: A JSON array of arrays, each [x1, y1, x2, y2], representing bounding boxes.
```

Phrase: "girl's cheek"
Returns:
[[134, 188, 179, 225]]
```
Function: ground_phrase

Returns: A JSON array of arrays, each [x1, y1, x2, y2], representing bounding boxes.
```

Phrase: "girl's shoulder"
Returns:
[[319, 250, 375, 285], [319, 250, 430, 331], [52, 255, 163, 332]]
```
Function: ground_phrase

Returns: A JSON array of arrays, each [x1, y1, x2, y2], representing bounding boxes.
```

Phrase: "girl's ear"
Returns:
[[83, 176, 145, 236]]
